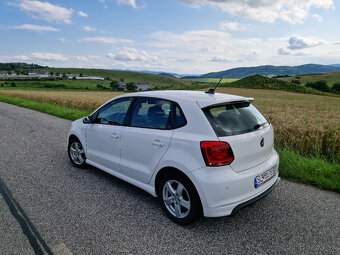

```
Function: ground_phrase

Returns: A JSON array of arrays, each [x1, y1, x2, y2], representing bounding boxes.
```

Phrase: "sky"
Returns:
[[0, 0, 339, 74]]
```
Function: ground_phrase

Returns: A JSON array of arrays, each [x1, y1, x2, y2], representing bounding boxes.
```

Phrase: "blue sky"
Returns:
[[0, 0, 339, 74]]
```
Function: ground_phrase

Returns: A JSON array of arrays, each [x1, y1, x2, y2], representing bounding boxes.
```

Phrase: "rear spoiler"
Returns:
[[198, 97, 254, 109]]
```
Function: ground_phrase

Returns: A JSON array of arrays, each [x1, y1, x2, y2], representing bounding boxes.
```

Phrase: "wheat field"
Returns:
[[1, 88, 339, 161]]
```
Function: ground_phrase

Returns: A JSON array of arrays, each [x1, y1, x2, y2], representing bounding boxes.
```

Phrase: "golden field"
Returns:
[[0, 88, 339, 161]]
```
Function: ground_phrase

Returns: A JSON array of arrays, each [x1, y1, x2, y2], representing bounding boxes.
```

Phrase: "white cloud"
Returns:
[[58, 38, 70, 43], [312, 14, 323, 22], [79, 36, 133, 44], [179, 0, 334, 23], [108, 47, 159, 62], [83, 26, 96, 32], [288, 36, 322, 50], [14, 55, 31, 61], [12, 24, 59, 32], [220, 21, 246, 31], [278, 48, 290, 55], [17, 0, 73, 24], [116, 0, 137, 8], [210, 56, 230, 62], [31, 52, 68, 62], [78, 11, 88, 17]]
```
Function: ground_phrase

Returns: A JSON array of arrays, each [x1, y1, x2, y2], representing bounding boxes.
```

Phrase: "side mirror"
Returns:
[[83, 116, 92, 124]]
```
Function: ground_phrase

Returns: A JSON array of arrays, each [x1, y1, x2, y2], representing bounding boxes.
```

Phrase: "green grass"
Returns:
[[276, 147, 340, 192], [0, 94, 91, 120], [1, 93, 339, 193], [183, 78, 239, 83]]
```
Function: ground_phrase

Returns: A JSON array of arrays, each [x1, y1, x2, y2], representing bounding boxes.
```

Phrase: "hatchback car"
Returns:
[[68, 90, 280, 225]]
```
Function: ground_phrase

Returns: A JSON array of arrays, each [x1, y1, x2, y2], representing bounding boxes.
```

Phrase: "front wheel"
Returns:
[[158, 172, 201, 225], [68, 137, 87, 168]]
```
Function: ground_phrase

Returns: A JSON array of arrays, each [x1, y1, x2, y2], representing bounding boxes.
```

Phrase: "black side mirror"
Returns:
[[83, 116, 91, 124]]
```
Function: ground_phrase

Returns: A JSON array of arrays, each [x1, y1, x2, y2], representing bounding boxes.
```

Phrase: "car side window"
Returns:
[[131, 98, 172, 129], [96, 97, 133, 125], [174, 105, 186, 128]]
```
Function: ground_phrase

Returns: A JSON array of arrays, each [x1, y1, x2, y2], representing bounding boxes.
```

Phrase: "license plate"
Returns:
[[254, 166, 276, 188]]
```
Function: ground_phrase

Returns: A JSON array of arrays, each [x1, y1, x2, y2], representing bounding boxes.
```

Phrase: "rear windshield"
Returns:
[[203, 102, 269, 136]]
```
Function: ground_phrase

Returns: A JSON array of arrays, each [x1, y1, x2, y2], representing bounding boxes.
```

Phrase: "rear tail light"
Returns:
[[200, 141, 234, 167]]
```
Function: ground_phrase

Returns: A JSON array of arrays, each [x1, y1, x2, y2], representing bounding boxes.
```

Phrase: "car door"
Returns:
[[86, 97, 134, 172], [120, 97, 174, 184]]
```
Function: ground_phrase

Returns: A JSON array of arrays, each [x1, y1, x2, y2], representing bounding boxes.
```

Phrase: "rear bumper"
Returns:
[[192, 149, 279, 217], [230, 177, 280, 215]]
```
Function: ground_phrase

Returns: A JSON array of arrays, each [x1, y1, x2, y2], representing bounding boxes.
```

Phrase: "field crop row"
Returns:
[[0, 88, 339, 161]]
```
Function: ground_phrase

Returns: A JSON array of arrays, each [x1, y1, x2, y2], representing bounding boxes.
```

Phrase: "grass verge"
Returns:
[[0, 94, 339, 193], [276, 147, 340, 193], [0, 94, 92, 120]]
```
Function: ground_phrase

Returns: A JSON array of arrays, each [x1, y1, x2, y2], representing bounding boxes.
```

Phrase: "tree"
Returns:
[[50, 71, 54, 76], [62, 72, 67, 79], [120, 77, 125, 82], [306, 80, 330, 92], [79, 73, 83, 77], [72, 76, 76, 80], [126, 82, 137, 91], [110, 80, 119, 90], [332, 83, 340, 93]]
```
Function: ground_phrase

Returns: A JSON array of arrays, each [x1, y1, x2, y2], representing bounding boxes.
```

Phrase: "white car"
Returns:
[[68, 90, 280, 225]]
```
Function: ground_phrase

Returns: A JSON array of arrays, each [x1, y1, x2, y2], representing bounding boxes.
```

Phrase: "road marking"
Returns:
[[51, 243, 73, 255]]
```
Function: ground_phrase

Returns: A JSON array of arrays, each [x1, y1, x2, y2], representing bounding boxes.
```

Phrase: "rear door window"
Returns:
[[131, 98, 172, 129], [203, 102, 268, 136]]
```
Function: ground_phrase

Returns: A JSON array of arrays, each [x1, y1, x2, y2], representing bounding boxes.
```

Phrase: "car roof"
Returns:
[[119, 90, 254, 108]]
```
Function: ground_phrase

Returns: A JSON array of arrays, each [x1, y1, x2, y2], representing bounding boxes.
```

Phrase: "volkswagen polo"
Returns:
[[68, 90, 280, 225]]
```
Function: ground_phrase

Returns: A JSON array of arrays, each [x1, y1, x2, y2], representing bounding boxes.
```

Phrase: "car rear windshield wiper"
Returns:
[[254, 122, 267, 130]]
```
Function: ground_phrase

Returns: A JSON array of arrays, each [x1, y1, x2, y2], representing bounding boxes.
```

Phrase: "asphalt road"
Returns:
[[0, 102, 339, 255]]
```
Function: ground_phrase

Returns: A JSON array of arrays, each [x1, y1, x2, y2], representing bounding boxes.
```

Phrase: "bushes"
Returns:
[[305, 80, 330, 92]]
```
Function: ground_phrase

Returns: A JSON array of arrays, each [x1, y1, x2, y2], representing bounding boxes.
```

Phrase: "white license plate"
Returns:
[[254, 166, 276, 188]]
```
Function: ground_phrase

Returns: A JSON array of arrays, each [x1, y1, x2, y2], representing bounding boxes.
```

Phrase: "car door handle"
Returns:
[[152, 140, 164, 147], [111, 133, 119, 139]]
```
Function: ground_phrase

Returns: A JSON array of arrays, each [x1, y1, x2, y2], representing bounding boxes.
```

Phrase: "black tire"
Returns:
[[68, 137, 87, 168], [158, 172, 202, 225]]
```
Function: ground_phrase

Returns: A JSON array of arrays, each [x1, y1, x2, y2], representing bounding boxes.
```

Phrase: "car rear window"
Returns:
[[203, 102, 269, 136]]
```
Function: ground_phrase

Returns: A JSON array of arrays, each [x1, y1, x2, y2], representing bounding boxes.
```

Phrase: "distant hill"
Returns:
[[330, 64, 340, 67], [0, 62, 45, 70], [200, 64, 340, 78], [227, 74, 325, 95], [41, 67, 192, 88]]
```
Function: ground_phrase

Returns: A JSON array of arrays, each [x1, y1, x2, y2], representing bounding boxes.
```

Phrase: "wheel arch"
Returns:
[[154, 167, 204, 214]]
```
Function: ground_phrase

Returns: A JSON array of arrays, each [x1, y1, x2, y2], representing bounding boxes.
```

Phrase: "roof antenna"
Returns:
[[205, 77, 223, 94]]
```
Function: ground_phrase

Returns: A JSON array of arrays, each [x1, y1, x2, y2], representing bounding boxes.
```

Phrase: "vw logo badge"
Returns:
[[260, 137, 264, 147]]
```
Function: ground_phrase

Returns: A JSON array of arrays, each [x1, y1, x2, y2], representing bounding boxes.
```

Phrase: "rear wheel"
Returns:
[[158, 172, 201, 225], [68, 137, 87, 168]]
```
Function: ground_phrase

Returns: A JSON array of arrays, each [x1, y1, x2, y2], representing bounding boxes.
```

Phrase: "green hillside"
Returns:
[[278, 71, 340, 87], [0, 62, 44, 70], [42, 68, 191, 88], [227, 75, 332, 95]]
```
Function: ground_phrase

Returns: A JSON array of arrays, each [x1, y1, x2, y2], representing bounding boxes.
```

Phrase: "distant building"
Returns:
[[136, 82, 151, 91], [0, 71, 8, 76], [118, 82, 127, 89]]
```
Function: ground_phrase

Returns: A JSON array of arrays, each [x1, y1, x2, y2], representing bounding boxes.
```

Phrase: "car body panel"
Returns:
[[86, 124, 123, 172], [120, 126, 174, 184]]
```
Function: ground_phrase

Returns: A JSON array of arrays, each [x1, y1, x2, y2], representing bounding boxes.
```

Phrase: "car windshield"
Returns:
[[203, 102, 269, 136]]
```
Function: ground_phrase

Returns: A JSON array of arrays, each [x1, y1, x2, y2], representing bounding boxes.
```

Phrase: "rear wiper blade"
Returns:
[[254, 122, 267, 130]]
